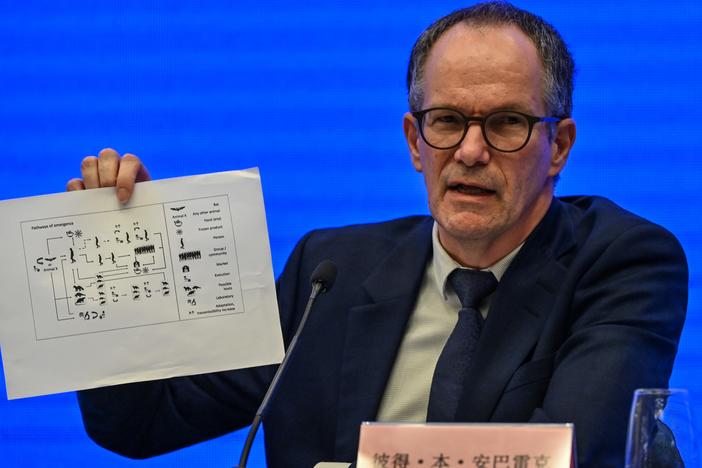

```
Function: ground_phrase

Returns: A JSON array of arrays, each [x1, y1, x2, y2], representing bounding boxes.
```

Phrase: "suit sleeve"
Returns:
[[76, 231, 314, 459], [530, 222, 688, 467]]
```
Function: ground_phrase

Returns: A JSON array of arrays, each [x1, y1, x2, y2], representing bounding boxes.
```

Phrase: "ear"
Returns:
[[403, 112, 423, 172], [548, 117, 576, 177]]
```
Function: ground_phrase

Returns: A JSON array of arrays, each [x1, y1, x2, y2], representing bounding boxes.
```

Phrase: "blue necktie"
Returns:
[[426, 269, 498, 421]]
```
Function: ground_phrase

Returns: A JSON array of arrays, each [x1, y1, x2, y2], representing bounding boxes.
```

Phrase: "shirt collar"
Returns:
[[431, 221, 523, 300]]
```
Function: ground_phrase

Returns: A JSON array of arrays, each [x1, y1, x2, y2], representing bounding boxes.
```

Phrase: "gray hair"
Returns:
[[407, 1, 575, 118]]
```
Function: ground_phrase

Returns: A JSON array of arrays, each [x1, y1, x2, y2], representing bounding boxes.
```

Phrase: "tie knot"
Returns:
[[448, 269, 498, 310]]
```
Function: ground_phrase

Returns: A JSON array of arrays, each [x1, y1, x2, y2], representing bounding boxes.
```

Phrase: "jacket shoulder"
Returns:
[[557, 195, 683, 249]]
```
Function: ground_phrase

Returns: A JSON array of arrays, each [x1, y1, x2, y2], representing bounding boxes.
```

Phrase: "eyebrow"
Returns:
[[491, 102, 535, 113]]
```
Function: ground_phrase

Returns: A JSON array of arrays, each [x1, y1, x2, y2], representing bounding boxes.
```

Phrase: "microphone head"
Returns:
[[310, 260, 338, 293]]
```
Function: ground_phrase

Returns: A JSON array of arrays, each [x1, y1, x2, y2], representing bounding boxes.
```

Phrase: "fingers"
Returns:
[[70, 149, 151, 205], [97, 148, 120, 187], [116, 153, 150, 204], [66, 178, 85, 191], [79, 148, 121, 189], [80, 156, 100, 189]]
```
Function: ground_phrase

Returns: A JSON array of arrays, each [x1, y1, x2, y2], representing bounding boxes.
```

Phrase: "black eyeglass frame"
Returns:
[[411, 107, 562, 153]]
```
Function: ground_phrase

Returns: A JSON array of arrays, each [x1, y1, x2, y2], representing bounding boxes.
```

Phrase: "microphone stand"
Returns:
[[235, 261, 335, 467]]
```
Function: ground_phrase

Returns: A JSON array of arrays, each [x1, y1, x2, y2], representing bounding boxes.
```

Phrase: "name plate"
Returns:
[[357, 423, 576, 468]]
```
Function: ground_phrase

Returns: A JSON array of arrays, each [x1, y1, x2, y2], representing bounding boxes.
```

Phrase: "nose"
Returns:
[[453, 122, 491, 166]]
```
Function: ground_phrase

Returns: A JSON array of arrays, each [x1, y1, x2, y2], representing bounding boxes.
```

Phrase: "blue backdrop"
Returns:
[[1, 1, 700, 466]]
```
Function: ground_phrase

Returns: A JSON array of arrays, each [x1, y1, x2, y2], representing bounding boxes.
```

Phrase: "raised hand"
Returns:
[[66, 148, 151, 204]]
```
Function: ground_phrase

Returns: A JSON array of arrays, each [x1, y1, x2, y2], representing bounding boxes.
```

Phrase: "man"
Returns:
[[72, 2, 687, 467]]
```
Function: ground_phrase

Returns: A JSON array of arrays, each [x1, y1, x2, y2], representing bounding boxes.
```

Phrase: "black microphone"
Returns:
[[235, 260, 338, 468]]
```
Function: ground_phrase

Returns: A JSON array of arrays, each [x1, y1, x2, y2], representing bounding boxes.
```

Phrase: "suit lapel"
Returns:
[[334, 218, 433, 457], [333, 199, 577, 454], [456, 199, 577, 420]]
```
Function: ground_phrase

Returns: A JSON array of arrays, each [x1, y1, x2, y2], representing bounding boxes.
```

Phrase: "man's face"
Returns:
[[403, 24, 575, 266]]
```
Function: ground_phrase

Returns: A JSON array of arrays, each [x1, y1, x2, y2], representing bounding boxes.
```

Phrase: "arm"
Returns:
[[532, 222, 688, 467], [77, 231, 313, 458], [70, 149, 289, 457], [77, 367, 276, 458]]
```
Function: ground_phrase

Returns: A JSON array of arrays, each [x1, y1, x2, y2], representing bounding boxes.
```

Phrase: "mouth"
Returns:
[[447, 183, 496, 197]]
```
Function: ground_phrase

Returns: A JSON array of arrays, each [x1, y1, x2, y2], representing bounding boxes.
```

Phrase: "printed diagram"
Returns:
[[21, 196, 245, 340]]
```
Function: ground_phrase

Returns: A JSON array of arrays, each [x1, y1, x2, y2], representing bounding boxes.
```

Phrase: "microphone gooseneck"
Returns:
[[235, 260, 338, 468]]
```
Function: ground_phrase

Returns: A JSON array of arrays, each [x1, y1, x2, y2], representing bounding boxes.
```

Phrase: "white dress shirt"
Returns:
[[376, 222, 522, 422]]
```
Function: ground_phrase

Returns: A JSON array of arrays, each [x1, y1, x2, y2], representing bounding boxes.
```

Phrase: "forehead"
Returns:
[[422, 23, 546, 113]]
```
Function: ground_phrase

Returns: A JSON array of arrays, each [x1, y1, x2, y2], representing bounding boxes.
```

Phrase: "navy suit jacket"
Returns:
[[78, 196, 688, 468]]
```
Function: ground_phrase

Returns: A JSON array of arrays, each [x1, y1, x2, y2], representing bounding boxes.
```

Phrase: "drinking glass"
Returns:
[[625, 388, 699, 467]]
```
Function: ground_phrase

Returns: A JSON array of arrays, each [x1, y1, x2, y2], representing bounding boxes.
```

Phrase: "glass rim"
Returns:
[[633, 387, 689, 396]]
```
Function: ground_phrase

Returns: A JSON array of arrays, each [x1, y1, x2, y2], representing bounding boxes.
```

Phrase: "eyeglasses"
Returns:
[[411, 107, 561, 152]]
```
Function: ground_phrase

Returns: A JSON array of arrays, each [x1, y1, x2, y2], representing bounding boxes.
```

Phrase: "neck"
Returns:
[[439, 194, 553, 269]]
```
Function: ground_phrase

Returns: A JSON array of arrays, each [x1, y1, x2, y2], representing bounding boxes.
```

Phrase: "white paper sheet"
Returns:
[[0, 168, 284, 399]]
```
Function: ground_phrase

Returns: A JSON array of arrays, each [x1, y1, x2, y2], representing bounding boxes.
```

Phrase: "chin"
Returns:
[[437, 210, 502, 242]]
